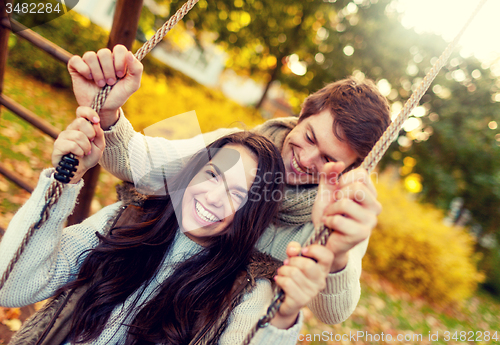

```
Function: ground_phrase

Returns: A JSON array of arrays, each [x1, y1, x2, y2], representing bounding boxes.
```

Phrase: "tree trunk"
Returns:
[[255, 57, 282, 110]]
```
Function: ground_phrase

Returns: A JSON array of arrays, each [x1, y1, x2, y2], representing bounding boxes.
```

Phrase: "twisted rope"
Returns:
[[241, 224, 332, 345], [0, 182, 63, 289], [362, 0, 488, 174], [0, 0, 199, 291], [243, 1, 488, 343], [242, 224, 331, 344]]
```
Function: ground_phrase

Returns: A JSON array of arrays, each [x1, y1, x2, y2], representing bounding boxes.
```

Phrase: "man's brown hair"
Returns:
[[299, 77, 391, 169]]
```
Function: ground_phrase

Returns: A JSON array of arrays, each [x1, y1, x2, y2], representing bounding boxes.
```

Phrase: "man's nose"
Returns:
[[300, 148, 320, 172]]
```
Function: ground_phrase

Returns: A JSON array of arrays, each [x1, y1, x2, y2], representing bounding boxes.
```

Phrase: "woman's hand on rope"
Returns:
[[67, 45, 143, 130], [271, 241, 331, 329], [313, 162, 382, 273], [52, 107, 105, 184]]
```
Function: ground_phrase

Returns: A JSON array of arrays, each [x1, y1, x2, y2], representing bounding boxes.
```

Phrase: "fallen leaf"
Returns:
[[2, 318, 22, 332]]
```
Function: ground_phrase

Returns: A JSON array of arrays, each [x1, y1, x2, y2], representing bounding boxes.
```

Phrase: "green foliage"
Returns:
[[364, 172, 484, 305], [158, 0, 434, 103], [380, 53, 500, 232], [480, 248, 500, 296], [7, 11, 108, 87]]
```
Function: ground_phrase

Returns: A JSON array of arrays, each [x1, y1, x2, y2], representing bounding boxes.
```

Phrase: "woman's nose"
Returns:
[[205, 185, 227, 208]]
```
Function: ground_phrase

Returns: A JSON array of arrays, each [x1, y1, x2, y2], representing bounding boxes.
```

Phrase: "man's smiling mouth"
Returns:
[[291, 154, 309, 175]]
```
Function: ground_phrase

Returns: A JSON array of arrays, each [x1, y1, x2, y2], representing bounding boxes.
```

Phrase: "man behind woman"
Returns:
[[67, 45, 391, 324]]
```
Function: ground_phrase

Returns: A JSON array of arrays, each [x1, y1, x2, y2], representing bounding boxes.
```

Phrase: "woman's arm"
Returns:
[[219, 279, 303, 345], [68, 47, 240, 188], [0, 107, 110, 307], [0, 169, 122, 307]]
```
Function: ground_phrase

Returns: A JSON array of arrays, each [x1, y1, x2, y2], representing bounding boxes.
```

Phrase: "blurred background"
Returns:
[[0, 0, 499, 343]]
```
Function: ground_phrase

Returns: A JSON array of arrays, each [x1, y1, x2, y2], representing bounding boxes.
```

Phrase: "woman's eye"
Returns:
[[233, 193, 245, 201], [306, 133, 313, 143], [206, 170, 217, 179]]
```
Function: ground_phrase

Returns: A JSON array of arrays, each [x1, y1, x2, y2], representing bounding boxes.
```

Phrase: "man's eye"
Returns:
[[306, 133, 313, 143]]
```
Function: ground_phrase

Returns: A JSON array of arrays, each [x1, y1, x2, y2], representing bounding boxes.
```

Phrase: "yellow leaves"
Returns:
[[403, 156, 416, 167], [2, 318, 21, 332], [165, 24, 195, 51], [404, 173, 422, 193], [123, 74, 264, 137], [219, 10, 228, 20], [364, 171, 483, 305], [0, 307, 22, 331], [72, 12, 91, 28], [226, 22, 239, 33], [238, 11, 252, 26], [226, 11, 251, 32], [197, 0, 207, 9], [266, 55, 277, 69]]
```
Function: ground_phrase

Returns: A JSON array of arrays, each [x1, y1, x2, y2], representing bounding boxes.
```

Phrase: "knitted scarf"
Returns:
[[252, 117, 317, 227]]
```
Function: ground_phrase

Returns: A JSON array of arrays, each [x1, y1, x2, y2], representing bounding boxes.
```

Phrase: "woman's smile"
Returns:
[[193, 199, 221, 225]]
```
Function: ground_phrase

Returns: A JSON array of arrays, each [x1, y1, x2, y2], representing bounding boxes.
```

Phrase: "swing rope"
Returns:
[[242, 0, 488, 343], [0, 0, 200, 291]]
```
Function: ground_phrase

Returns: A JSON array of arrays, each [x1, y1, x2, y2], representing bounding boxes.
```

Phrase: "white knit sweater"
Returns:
[[99, 112, 367, 325], [0, 169, 302, 345]]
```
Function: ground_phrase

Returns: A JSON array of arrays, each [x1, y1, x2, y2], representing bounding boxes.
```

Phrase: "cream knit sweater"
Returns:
[[99, 112, 367, 325], [0, 169, 303, 345]]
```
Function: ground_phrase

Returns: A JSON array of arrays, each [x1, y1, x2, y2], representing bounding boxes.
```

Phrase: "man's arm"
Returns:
[[257, 163, 380, 324], [308, 162, 380, 323]]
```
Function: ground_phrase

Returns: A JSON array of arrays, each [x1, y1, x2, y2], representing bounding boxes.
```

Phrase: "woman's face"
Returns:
[[181, 144, 258, 245]]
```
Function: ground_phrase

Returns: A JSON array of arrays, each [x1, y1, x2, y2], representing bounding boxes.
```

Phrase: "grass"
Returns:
[[299, 273, 500, 344]]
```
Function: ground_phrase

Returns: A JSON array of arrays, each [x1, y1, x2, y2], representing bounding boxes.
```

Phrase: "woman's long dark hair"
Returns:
[[62, 132, 285, 344]]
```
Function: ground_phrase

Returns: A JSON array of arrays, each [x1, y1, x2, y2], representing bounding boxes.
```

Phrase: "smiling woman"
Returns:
[[181, 144, 258, 245], [1, 124, 332, 344]]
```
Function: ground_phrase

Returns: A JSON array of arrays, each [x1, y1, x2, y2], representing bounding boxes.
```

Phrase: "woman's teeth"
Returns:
[[195, 201, 220, 222], [292, 156, 307, 174]]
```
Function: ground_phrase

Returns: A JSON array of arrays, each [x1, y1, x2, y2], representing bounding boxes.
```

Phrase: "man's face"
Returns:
[[281, 110, 358, 185]]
